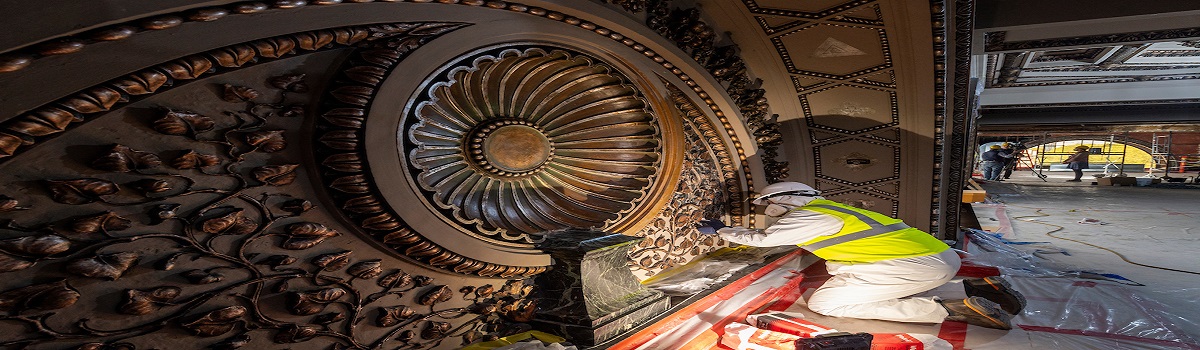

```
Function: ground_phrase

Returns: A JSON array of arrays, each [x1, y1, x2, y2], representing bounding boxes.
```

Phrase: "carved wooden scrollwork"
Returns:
[[0, 71, 542, 350]]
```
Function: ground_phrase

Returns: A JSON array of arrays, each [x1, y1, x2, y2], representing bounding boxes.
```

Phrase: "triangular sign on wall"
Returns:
[[813, 38, 866, 58]]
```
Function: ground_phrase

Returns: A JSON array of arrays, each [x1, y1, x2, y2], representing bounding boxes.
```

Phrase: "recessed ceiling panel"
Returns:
[[805, 85, 894, 132], [752, 0, 856, 13], [816, 140, 896, 184], [778, 24, 888, 77]]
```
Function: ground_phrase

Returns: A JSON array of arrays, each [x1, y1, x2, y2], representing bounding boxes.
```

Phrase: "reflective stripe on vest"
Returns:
[[798, 203, 909, 251]]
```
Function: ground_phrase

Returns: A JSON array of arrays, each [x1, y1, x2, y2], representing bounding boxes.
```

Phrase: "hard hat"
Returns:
[[753, 182, 820, 205], [1074, 145, 1090, 151], [1002, 143, 1011, 147], [989, 145, 1001, 150]]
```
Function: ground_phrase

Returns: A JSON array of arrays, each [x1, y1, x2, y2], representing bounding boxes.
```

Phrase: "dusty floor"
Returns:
[[975, 170, 1200, 292], [967, 169, 1200, 348]]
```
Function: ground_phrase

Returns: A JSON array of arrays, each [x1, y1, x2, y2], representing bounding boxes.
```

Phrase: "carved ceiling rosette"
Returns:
[[318, 43, 682, 277], [408, 47, 660, 240]]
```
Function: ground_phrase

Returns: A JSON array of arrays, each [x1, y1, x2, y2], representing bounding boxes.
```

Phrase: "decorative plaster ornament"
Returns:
[[813, 37, 866, 58]]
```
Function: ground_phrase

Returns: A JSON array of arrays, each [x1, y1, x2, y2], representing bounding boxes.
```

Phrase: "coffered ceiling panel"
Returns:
[[775, 24, 890, 77], [751, 0, 862, 13], [805, 85, 895, 131], [815, 140, 897, 184]]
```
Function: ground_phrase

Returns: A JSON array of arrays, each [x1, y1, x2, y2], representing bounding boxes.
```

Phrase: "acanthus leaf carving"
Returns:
[[118, 286, 182, 315], [0, 254, 35, 272], [152, 110, 216, 136], [375, 305, 415, 327], [417, 285, 453, 306], [0, 234, 71, 256], [279, 199, 314, 215], [44, 178, 120, 205], [65, 252, 140, 280], [92, 144, 163, 172], [200, 209, 257, 235], [245, 129, 286, 153], [281, 222, 340, 250], [421, 321, 452, 340], [286, 287, 346, 316], [131, 179, 173, 195], [68, 211, 133, 235], [268, 73, 308, 93], [0, 194, 29, 212], [273, 324, 319, 343], [251, 164, 298, 186], [171, 150, 221, 169], [377, 270, 413, 289], [0, 280, 80, 313], [221, 84, 261, 102], [181, 306, 246, 337], [346, 259, 383, 279], [311, 251, 352, 271]]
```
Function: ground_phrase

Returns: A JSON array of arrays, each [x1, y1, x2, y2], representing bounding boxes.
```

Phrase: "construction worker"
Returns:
[[979, 144, 1011, 181], [999, 143, 1018, 179], [700, 182, 1025, 329]]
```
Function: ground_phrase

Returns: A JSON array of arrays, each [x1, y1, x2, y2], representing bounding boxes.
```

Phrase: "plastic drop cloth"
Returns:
[[642, 246, 794, 296], [962, 228, 1200, 349]]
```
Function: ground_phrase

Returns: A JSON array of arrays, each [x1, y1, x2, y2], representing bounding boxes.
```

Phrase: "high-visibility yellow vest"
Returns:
[[792, 199, 948, 263]]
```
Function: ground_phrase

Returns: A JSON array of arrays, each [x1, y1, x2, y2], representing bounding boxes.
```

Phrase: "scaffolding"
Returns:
[[1150, 132, 1200, 179], [1021, 135, 1138, 177]]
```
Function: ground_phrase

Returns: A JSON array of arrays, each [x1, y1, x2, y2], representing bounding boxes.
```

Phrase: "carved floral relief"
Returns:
[[0, 24, 539, 350]]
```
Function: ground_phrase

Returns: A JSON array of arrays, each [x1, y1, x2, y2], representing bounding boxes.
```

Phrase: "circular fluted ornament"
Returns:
[[406, 46, 662, 241]]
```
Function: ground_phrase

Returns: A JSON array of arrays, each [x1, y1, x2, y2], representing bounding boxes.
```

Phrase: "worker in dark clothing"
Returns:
[[979, 145, 1012, 181], [999, 143, 1017, 180]]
